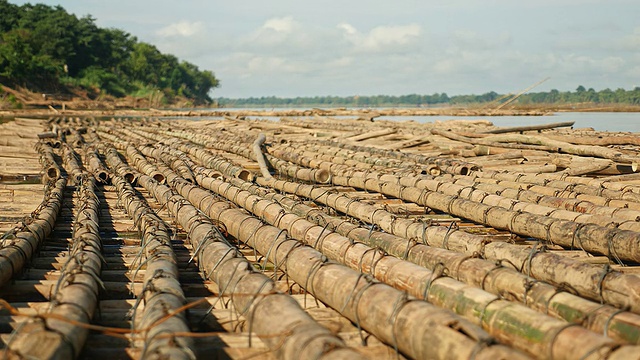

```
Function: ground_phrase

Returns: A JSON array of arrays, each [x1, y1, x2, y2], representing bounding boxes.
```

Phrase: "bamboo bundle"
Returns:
[[134, 173, 363, 360], [451, 177, 640, 225], [256, 176, 640, 313], [431, 129, 557, 152], [98, 144, 137, 184], [192, 172, 640, 356], [345, 128, 398, 141], [169, 129, 332, 184], [111, 174, 194, 358], [137, 144, 195, 183], [471, 170, 640, 206], [157, 175, 528, 360], [62, 143, 85, 185], [35, 142, 62, 181], [227, 177, 640, 345], [83, 145, 110, 184], [8, 175, 102, 358], [0, 178, 65, 287]]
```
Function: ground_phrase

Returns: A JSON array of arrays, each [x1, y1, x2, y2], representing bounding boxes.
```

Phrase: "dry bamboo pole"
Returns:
[[345, 128, 398, 141], [136, 144, 195, 183], [480, 121, 575, 134], [431, 129, 557, 152], [542, 133, 640, 147], [35, 141, 63, 181], [480, 133, 637, 164], [124, 145, 166, 184], [231, 177, 640, 345], [470, 170, 640, 206], [111, 174, 194, 358], [390, 174, 640, 232], [317, 167, 640, 259], [194, 173, 640, 356], [132, 174, 362, 360], [174, 142, 253, 181], [0, 178, 65, 287], [7, 175, 102, 359], [316, 139, 480, 175], [83, 146, 110, 184], [189, 132, 332, 184], [252, 133, 273, 179], [256, 176, 640, 314], [62, 143, 85, 185], [450, 177, 640, 226], [98, 144, 137, 185], [159, 177, 528, 360]]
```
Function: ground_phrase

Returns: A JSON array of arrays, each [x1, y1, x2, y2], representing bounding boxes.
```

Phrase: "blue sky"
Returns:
[[10, 0, 640, 98]]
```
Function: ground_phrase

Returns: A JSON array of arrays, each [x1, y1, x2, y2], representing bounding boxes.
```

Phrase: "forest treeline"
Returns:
[[218, 86, 640, 108], [0, 1, 219, 104]]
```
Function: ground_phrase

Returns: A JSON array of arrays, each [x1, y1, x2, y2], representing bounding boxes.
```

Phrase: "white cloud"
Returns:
[[339, 23, 422, 52], [263, 16, 296, 33], [156, 21, 204, 37]]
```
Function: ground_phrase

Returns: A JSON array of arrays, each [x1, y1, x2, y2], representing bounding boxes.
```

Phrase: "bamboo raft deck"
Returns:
[[1, 115, 640, 359]]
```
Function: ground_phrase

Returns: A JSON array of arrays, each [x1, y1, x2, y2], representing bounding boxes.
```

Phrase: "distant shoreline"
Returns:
[[2, 103, 640, 119]]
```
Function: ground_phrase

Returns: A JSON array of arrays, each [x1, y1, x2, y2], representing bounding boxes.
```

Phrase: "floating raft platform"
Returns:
[[1, 114, 640, 359]]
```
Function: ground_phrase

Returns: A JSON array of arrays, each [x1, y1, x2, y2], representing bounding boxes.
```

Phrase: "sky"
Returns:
[[9, 0, 640, 98]]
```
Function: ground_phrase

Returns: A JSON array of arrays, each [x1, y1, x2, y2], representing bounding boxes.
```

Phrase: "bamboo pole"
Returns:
[[480, 121, 575, 134], [0, 178, 65, 287], [252, 133, 273, 179], [193, 172, 640, 355], [227, 177, 640, 345], [256, 176, 640, 314], [111, 174, 194, 358], [7, 176, 102, 359], [159, 177, 528, 360], [133, 173, 362, 360]]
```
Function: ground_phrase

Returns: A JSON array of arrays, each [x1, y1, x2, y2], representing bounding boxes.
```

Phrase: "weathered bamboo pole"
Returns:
[[195, 173, 640, 355], [252, 133, 273, 179], [471, 170, 640, 207], [431, 129, 557, 152], [345, 128, 398, 141], [83, 146, 110, 183], [0, 178, 65, 287], [159, 176, 528, 360], [98, 143, 137, 185], [481, 133, 637, 164], [256, 177, 640, 314], [135, 143, 195, 183], [480, 121, 576, 134], [226, 177, 640, 345], [133, 174, 362, 360], [35, 141, 63, 181], [451, 177, 640, 226], [8, 175, 102, 359], [111, 174, 194, 358], [62, 143, 85, 185]]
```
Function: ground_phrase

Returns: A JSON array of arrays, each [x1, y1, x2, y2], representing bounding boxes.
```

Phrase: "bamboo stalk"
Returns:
[[193, 172, 640, 355], [133, 173, 363, 360], [256, 176, 640, 314], [160, 176, 528, 360], [8, 176, 102, 358], [0, 178, 65, 287]]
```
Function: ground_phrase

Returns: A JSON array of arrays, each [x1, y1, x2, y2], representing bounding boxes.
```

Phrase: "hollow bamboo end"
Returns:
[[237, 170, 254, 182], [46, 167, 60, 180], [153, 173, 166, 184], [314, 169, 331, 184]]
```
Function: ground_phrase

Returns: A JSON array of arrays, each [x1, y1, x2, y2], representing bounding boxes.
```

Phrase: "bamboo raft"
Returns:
[[1, 114, 640, 359]]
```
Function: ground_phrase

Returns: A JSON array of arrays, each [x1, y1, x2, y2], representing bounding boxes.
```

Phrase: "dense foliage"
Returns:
[[218, 87, 640, 108], [0, 1, 219, 104]]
